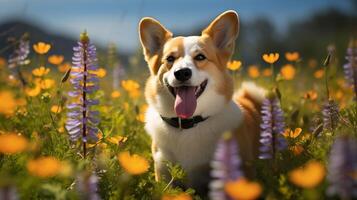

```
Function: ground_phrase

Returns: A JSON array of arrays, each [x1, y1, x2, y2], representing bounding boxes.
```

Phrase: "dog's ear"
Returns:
[[202, 10, 239, 52], [139, 17, 172, 74]]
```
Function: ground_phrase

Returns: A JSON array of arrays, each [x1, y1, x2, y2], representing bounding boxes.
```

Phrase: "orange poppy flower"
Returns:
[[303, 90, 318, 100], [285, 52, 300, 62], [111, 90, 121, 98], [262, 68, 272, 77], [283, 128, 302, 138], [33, 42, 51, 54], [92, 68, 107, 78], [162, 193, 192, 200], [291, 145, 304, 156], [27, 156, 62, 178], [262, 53, 279, 64], [0, 91, 17, 116], [106, 135, 127, 145], [248, 65, 260, 78], [225, 178, 262, 200], [117, 151, 149, 175], [51, 105, 62, 113], [58, 62, 71, 73], [32, 66, 50, 77], [48, 55, 64, 65], [0, 133, 28, 154], [25, 85, 41, 97], [314, 69, 324, 79], [121, 80, 140, 92], [227, 60, 242, 71], [280, 64, 296, 80], [289, 161, 325, 188]]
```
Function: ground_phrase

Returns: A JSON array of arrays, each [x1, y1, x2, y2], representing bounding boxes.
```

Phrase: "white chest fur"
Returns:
[[145, 101, 243, 174]]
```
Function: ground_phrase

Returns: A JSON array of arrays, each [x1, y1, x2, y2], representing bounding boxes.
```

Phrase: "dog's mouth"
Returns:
[[164, 79, 208, 119]]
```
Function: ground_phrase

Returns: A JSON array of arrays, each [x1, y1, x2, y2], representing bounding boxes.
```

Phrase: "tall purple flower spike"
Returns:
[[343, 39, 357, 100], [209, 134, 243, 200], [327, 136, 357, 199], [8, 35, 30, 86], [8, 36, 30, 69], [259, 96, 287, 159], [322, 99, 339, 131], [77, 172, 101, 200], [66, 32, 100, 149]]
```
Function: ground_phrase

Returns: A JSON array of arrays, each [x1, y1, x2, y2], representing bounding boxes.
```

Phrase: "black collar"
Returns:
[[160, 115, 209, 129]]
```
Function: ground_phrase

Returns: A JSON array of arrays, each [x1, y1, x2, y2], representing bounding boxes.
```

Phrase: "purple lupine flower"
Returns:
[[343, 39, 357, 100], [259, 96, 287, 159], [7, 34, 30, 86], [209, 135, 243, 200], [112, 63, 126, 90], [8, 36, 30, 69], [0, 185, 18, 200], [66, 32, 100, 155], [322, 99, 339, 131], [327, 136, 357, 199], [77, 172, 101, 200]]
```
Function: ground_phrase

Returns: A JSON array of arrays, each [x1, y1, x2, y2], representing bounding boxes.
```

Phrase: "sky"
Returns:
[[0, 0, 354, 53]]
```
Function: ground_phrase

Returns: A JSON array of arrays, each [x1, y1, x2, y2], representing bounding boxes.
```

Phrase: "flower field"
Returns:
[[0, 30, 356, 200]]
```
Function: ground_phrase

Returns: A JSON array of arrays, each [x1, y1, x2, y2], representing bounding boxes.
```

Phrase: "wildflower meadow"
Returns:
[[0, 2, 357, 200]]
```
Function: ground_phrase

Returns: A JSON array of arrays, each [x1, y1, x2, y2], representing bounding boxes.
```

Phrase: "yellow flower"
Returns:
[[51, 105, 62, 113], [225, 178, 262, 200], [92, 68, 107, 78], [106, 135, 127, 145], [25, 85, 41, 97], [248, 65, 260, 78], [39, 79, 55, 89], [227, 60, 242, 71], [262, 68, 272, 77], [290, 145, 304, 156], [335, 90, 344, 100], [121, 80, 140, 92], [137, 104, 148, 122], [48, 55, 64, 65], [285, 52, 300, 62], [136, 113, 145, 122], [58, 62, 71, 73], [162, 193, 192, 200], [0, 133, 28, 154], [0, 91, 17, 116], [314, 69, 324, 79], [262, 53, 279, 64], [283, 128, 302, 138], [32, 66, 50, 77], [129, 89, 141, 99], [117, 151, 149, 175], [111, 90, 121, 98], [27, 156, 62, 178], [33, 42, 51, 54], [303, 90, 318, 101], [289, 161, 325, 188], [58, 126, 65, 133], [280, 64, 296, 80]]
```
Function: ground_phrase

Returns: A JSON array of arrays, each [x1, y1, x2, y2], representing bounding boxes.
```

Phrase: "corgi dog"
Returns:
[[139, 10, 265, 194]]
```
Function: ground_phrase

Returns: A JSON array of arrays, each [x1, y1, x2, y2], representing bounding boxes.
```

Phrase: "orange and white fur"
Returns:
[[139, 10, 265, 193]]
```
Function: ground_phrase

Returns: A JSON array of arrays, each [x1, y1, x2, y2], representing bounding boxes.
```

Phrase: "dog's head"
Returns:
[[139, 10, 239, 119]]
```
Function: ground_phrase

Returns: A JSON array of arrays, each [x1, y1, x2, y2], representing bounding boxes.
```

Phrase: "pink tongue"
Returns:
[[174, 87, 197, 119]]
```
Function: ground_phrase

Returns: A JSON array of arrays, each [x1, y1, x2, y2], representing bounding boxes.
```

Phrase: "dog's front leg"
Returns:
[[151, 142, 171, 182]]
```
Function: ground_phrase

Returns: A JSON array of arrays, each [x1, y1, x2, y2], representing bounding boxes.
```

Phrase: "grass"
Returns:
[[0, 36, 356, 200]]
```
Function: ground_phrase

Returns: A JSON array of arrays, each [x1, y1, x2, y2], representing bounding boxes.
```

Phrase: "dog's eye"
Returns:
[[166, 55, 175, 63], [194, 54, 206, 61]]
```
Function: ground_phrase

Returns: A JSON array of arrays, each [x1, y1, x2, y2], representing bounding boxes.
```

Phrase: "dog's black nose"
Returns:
[[174, 68, 192, 82]]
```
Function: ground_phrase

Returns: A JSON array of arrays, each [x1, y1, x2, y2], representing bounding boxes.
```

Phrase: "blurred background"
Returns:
[[1, 0, 357, 71]]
